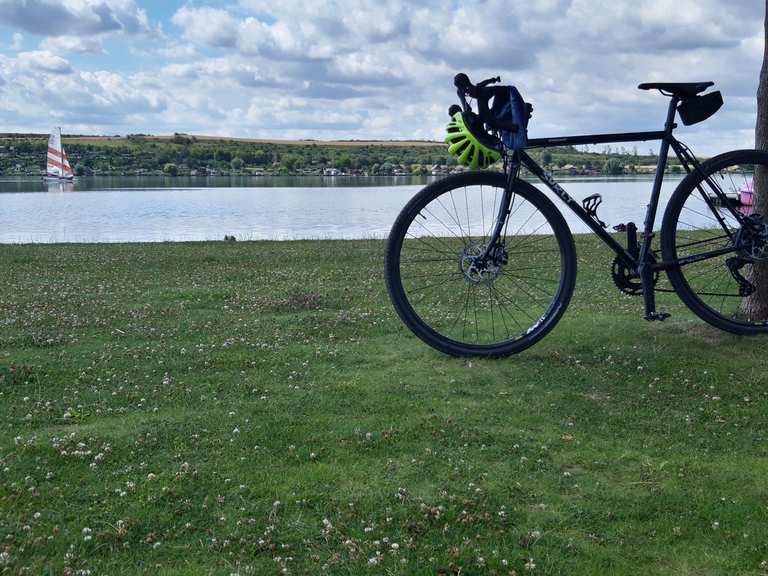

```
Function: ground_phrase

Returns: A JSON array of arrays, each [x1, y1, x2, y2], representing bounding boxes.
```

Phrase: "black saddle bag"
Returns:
[[677, 91, 723, 126]]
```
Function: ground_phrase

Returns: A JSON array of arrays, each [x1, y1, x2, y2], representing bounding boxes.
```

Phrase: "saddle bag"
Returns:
[[677, 91, 723, 126]]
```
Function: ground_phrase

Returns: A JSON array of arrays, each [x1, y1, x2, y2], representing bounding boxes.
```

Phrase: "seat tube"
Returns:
[[639, 96, 678, 318]]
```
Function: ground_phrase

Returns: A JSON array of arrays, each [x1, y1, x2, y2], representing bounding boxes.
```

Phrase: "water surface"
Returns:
[[0, 175, 685, 243]]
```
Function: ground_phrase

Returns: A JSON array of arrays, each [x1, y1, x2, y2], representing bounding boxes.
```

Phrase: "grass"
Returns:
[[0, 237, 767, 575]]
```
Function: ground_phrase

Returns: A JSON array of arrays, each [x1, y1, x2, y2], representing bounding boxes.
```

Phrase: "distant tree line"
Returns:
[[0, 135, 676, 177]]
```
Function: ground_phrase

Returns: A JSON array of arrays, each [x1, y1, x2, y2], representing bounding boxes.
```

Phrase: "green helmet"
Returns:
[[445, 111, 501, 169]]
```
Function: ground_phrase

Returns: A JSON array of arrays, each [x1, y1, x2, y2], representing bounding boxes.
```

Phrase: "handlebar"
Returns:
[[451, 72, 518, 132]]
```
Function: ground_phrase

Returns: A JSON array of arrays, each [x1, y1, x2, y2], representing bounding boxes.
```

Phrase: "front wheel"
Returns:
[[661, 149, 768, 334], [385, 171, 577, 357]]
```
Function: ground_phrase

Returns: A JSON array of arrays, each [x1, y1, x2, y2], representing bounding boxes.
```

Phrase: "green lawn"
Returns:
[[1, 238, 766, 575]]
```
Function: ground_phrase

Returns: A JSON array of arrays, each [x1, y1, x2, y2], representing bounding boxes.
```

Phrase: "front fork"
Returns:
[[478, 154, 520, 262]]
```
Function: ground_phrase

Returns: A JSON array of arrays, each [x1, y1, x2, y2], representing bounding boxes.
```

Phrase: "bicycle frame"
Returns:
[[489, 95, 746, 319]]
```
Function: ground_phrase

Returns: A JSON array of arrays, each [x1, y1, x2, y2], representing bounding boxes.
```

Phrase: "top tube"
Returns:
[[526, 95, 680, 150]]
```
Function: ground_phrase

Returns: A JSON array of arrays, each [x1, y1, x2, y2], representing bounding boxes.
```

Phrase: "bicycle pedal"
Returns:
[[644, 311, 671, 322]]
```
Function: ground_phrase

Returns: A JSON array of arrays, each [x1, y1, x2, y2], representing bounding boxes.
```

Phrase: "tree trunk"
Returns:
[[742, 1, 768, 319]]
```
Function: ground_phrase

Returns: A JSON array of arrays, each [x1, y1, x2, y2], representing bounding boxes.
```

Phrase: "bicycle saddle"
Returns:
[[637, 82, 714, 97]]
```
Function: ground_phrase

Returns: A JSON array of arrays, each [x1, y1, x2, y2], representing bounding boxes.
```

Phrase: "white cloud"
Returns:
[[17, 50, 73, 74], [0, 0, 763, 154], [172, 6, 238, 48], [0, 0, 154, 37], [40, 35, 103, 54], [10, 32, 22, 50]]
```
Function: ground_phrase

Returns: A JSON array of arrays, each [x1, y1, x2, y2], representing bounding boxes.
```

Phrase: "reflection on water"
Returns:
[[1, 174, 437, 193], [0, 176, 687, 244], [43, 180, 76, 194]]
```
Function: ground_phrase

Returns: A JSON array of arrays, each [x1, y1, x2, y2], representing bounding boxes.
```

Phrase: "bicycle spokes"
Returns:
[[395, 177, 569, 347]]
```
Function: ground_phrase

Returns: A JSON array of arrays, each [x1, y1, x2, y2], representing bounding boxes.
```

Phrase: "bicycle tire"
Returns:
[[385, 171, 577, 357], [661, 149, 768, 334]]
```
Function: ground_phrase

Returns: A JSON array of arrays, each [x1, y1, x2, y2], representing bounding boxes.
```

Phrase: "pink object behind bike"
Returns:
[[739, 178, 754, 206]]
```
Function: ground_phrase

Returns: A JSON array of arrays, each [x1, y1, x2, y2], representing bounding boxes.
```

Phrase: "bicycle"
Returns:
[[384, 73, 768, 357]]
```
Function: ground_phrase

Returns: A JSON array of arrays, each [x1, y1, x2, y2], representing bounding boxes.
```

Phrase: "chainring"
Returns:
[[611, 257, 659, 295]]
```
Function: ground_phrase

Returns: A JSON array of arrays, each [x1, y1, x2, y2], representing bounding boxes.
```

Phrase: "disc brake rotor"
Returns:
[[459, 242, 502, 285]]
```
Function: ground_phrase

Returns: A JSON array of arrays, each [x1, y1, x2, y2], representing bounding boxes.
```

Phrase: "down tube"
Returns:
[[519, 151, 635, 265]]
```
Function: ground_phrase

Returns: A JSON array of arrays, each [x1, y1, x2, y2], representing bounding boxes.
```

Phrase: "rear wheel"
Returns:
[[385, 171, 577, 357], [661, 149, 768, 334]]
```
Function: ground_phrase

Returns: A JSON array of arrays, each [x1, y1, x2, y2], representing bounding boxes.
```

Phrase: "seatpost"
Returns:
[[639, 96, 678, 320]]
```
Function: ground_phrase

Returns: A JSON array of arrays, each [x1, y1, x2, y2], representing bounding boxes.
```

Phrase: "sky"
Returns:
[[0, 0, 764, 155]]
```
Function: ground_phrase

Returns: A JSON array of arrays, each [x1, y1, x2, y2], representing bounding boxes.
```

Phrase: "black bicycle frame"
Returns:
[[489, 95, 744, 319]]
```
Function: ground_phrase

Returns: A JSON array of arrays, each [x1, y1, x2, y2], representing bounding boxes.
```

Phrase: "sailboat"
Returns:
[[43, 127, 75, 181]]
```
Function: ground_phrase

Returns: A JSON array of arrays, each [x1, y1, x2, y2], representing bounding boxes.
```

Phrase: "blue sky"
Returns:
[[0, 0, 763, 155]]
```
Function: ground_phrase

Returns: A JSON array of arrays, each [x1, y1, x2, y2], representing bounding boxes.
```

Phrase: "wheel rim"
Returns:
[[395, 179, 567, 348], [670, 157, 768, 327]]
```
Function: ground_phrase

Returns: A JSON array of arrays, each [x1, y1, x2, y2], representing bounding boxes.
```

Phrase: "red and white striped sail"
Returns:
[[46, 127, 74, 179]]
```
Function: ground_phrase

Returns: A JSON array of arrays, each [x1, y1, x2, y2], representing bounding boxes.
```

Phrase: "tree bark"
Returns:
[[757, 2, 768, 170], [742, 1, 768, 320]]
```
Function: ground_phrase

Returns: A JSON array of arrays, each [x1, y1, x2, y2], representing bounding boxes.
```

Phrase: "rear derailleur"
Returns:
[[725, 258, 755, 297]]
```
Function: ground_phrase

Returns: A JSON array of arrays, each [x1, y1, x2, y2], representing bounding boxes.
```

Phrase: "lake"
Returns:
[[0, 175, 685, 243]]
